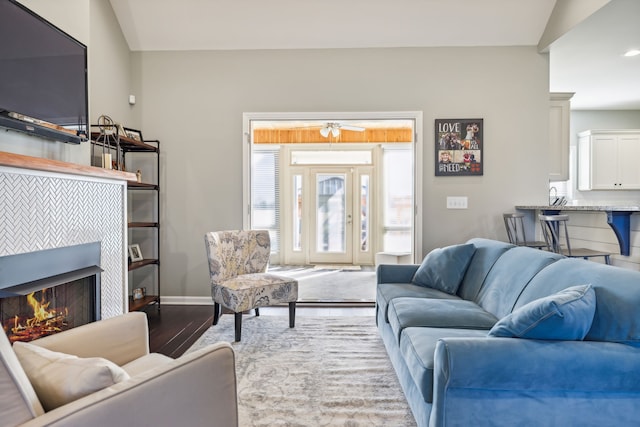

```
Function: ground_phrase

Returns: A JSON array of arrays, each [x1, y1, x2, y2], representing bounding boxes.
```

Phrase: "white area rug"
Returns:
[[187, 315, 415, 427]]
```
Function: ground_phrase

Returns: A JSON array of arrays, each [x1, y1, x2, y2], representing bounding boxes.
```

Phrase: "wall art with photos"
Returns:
[[435, 118, 483, 176]]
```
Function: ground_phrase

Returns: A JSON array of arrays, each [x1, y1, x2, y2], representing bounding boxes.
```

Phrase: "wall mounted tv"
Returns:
[[0, 0, 88, 144]]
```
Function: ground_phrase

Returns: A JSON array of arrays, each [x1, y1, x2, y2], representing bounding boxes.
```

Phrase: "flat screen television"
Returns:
[[0, 0, 88, 144]]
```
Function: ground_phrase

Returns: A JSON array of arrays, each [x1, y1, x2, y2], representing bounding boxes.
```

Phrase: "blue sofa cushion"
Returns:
[[474, 246, 562, 319], [457, 238, 514, 301], [376, 282, 458, 323], [488, 284, 596, 340], [389, 297, 498, 343], [400, 327, 488, 404], [411, 243, 476, 294]]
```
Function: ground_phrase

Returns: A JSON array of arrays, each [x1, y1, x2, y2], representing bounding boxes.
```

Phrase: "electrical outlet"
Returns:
[[446, 196, 468, 209]]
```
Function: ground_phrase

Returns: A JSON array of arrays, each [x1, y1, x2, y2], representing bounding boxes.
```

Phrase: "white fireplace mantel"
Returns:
[[0, 151, 136, 317]]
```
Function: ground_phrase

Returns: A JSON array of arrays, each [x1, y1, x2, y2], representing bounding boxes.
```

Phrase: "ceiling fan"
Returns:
[[319, 122, 365, 137]]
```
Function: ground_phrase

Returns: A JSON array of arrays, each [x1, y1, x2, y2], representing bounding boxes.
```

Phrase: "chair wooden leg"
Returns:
[[289, 302, 296, 328], [255, 307, 260, 317], [212, 302, 221, 325], [234, 312, 242, 342]]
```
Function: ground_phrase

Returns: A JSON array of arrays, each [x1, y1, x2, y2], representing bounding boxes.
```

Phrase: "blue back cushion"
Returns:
[[457, 238, 514, 301], [474, 246, 562, 319]]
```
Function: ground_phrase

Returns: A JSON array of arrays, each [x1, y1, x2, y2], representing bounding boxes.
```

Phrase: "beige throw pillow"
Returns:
[[13, 341, 130, 411]]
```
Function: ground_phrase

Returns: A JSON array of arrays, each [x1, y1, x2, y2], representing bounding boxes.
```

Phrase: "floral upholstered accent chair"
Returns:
[[204, 230, 298, 341]]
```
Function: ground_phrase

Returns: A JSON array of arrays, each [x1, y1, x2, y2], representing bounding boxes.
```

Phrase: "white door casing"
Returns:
[[243, 111, 423, 264]]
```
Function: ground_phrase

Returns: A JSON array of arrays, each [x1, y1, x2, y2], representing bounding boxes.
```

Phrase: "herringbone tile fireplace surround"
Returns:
[[0, 156, 130, 318]]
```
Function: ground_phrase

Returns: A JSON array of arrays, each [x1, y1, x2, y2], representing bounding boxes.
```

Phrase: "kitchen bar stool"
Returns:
[[503, 212, 547, 249], [538, 214, 611, 264]]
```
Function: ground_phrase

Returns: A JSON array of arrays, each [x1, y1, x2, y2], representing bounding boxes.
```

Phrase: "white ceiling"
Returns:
[[109, 0, 640, 110], [549, 0, 640, 110]]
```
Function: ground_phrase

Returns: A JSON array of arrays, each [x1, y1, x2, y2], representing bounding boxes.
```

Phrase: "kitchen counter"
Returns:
[[515, 204, 640, 256], [516, 204, 640, 212]]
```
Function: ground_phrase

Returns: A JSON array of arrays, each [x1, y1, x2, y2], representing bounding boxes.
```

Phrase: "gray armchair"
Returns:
[[204, 230, 298, 341]]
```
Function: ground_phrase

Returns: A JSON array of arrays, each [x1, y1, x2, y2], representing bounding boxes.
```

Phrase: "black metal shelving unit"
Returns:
[[90, 126, 160, 312]]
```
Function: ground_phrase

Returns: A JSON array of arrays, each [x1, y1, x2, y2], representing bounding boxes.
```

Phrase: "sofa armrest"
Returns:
[[431, 337, 640, 426], [376, 264, 419, 284], [28, 312, 149, 366], [19, 342, 237, 427]]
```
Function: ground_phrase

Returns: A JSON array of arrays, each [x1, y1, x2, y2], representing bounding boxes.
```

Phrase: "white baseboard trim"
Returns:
[[160, 296, 214, 306]]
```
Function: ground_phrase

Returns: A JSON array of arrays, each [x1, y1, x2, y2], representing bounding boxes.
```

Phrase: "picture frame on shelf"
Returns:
[[128, 244, 143, 262], [123, 127, 143, 142], [132, 287, 145, 300]]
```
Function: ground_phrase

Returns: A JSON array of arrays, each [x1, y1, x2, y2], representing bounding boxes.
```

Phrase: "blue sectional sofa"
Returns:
[[376, 238, 640, 427]]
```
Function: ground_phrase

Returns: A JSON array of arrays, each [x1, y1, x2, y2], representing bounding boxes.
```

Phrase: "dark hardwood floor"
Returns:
[[145, 305, 214, 358]]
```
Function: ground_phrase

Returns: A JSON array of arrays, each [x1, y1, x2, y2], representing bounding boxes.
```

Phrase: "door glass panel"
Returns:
[[360, 175, 370, 251], [316, 174, 346, 253], [293, 174, 302, 251], [383, 148, 412, 252]]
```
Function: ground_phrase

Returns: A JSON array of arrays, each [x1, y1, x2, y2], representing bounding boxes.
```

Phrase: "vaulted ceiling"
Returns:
[[109, 0, 640, 110]]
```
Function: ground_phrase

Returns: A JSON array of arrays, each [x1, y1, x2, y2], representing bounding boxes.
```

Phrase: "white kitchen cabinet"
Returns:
[[578, 130, 640, 190], [549, 92, 574, 181]]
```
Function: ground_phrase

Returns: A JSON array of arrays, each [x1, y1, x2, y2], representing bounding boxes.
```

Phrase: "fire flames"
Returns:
[[6, 291, 68, 343]]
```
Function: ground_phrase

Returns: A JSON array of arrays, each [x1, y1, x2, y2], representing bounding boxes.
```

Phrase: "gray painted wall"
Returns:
[[132, 47, 551, 298], [88, 0, 136, 130]]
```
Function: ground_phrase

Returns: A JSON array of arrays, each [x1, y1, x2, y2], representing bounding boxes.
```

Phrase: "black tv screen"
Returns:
[[0, 0, 88, 143]]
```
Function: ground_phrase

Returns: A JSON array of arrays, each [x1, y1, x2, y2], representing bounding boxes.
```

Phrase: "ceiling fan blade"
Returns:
[[319, 127, 331, 138], [339, 124, 365, 132]]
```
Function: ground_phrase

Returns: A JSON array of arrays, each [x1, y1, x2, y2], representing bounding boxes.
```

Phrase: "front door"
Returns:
[[309, 168, 354, 264]]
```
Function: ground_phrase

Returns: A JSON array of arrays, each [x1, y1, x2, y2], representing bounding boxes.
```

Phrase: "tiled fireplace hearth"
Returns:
[[0, 152, 135, 319]]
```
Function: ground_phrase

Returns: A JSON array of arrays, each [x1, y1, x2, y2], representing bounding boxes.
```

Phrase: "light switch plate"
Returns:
[[447, 196, 468, 209]]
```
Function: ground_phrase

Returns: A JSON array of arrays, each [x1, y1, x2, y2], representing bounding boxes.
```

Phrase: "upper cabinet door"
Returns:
[[578, 130, 640, 190], [589, 135, 619, 189], [618, 135, 640, 188]]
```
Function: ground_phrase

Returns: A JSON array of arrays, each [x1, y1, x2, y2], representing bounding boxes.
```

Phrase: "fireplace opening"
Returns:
[[0, 242, 102, 343], [1, 276, 97, 343]]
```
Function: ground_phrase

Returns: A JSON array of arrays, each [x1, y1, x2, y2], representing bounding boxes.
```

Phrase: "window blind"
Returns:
[[251, 148, 280, 252]]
